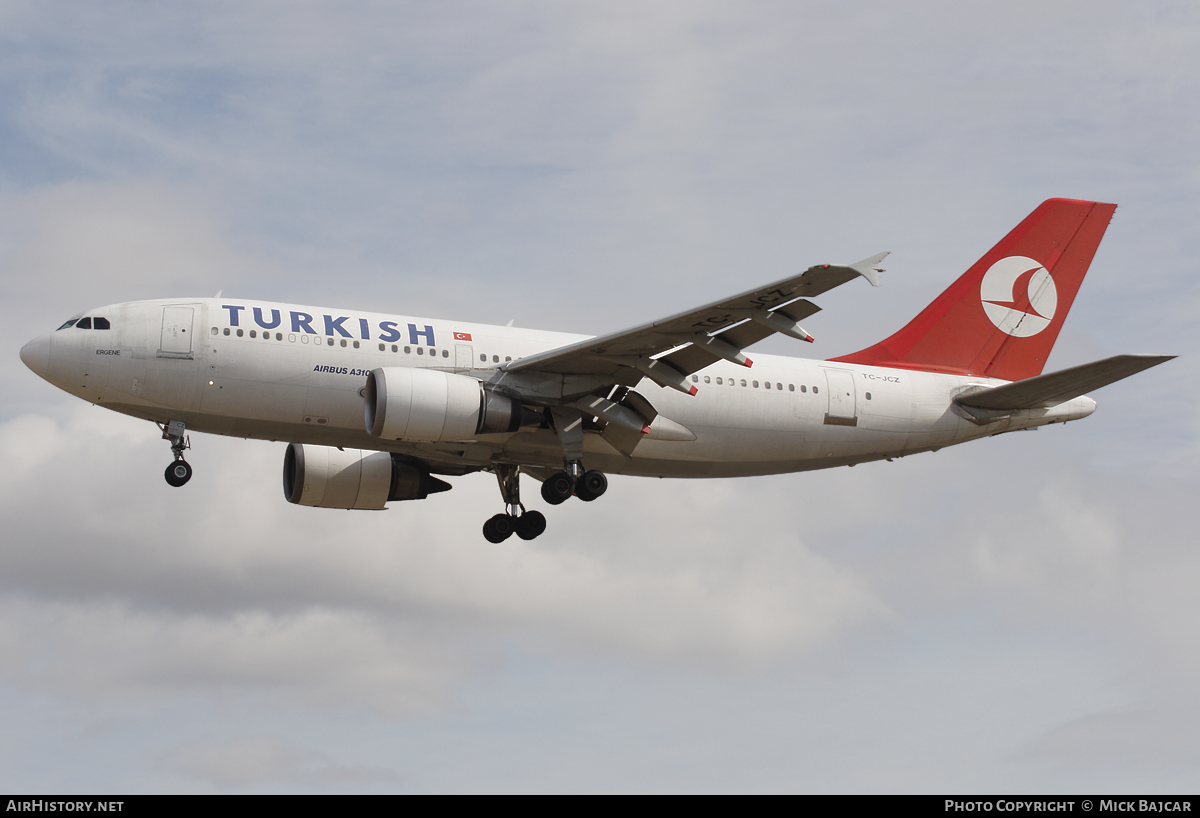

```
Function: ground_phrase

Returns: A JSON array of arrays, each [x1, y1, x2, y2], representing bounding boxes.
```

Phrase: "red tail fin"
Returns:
[[830, 199, 1117, 382]]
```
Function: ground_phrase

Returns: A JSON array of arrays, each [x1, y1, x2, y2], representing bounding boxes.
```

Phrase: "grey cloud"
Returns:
[[0, 0, 1196, 791], [159, 735, 403, 790]]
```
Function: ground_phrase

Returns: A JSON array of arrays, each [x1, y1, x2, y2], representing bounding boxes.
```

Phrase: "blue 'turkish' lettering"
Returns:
[[222, 305, 245, 326], [409, 323, 435, 346], [253, 307, 281, 329], [291, 311, 316, 334], [325, 315, 352, 337], [379, 321, 401, 342], [359, 318, 370, 340]]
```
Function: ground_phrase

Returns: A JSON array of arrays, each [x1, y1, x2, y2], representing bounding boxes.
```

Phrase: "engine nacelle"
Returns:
[[364, 367, 522, 441], [283, 443, 451, 509]]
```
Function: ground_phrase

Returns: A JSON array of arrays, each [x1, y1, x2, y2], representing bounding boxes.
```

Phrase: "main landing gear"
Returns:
[[539, 461, 608, 504], [483, 461, 609, 542], [484, 464, 547, 543], [159, 419, 193, 488]]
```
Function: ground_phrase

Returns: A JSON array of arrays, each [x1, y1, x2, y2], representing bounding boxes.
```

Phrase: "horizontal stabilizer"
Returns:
[[955, 354, 1174, 410]]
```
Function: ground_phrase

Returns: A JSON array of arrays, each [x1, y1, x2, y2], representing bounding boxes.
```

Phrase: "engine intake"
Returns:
[[364, 367, 522, 441], [283, 443, 451, 509]]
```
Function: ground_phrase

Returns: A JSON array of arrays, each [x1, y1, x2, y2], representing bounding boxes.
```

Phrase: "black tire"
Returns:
[[540, 472, 573, 505], [483, 513, 515, 543], [165, 460, 193, 488], [516, 510, 547, 540], [575, 470, 607, 502]]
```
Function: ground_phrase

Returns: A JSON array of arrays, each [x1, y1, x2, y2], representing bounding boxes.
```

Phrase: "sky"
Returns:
[[1, 0, 1197, 793]]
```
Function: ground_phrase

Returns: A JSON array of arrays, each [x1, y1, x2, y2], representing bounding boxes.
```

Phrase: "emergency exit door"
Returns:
[[823, 369, 858, 426], [158, 306, 195, 358], [455, 343, 474, 372]]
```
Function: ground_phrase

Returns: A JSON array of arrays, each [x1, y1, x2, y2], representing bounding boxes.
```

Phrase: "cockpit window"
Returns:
[[57, 314, 83, 331], [93, 317, 110, 330], [76, 317, 92, 329]]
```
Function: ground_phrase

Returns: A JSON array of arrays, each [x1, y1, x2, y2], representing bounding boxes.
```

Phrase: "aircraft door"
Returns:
[[455, 343, 474, 372], [823, 369, 858, 426], [158, 306, 195, 359]]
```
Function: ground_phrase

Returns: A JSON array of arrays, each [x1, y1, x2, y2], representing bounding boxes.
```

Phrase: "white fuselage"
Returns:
[[24, 298, 1097, 478]]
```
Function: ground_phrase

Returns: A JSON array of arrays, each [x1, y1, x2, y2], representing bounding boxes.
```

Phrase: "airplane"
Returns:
[[19, 198, 1173, 542]]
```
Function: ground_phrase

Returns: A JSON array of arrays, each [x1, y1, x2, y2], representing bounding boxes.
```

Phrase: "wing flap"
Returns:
[[955, 354, 1174, 410]]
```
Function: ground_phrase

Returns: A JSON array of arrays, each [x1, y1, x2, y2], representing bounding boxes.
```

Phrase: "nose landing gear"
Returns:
[[159, 419, 193, 488], [164, 459, 193, 487]]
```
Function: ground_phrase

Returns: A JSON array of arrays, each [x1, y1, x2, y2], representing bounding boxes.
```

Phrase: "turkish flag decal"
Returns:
[[453, 332, 472, 341]]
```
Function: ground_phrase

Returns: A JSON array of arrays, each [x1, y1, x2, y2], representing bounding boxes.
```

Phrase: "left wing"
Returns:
[[504, 253, 888, 394]]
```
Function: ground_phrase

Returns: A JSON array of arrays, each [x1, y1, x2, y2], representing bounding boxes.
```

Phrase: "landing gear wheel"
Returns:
[[575, 470, 607, 502], [483, 513, 516, 543], [540, 472, 574, 505], [516, 510, 547, 540], [164, 459, 192, 488]]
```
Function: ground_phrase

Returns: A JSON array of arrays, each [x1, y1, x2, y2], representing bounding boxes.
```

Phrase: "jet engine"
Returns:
[[364, 367, 523, 441], [283, 443, 451, 509]]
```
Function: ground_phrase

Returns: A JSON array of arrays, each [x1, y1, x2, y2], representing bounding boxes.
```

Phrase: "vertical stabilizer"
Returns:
[[830, 199, 1117, 382]]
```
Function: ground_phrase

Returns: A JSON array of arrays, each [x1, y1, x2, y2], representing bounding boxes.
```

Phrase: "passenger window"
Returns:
[[493, 355, 499, 363], [740, 379, 746, 387], [392, 345, 398, 352], [340, 339, 347, 347], [237, 329, 244, 337], [353, 340, 360, 348], [211, 327, 218, 335], [277, 333, 283, 341], [788, 384, 794, 392], [716, 377, 723, 385], [378, 343, 385, 351], [223, 328, 230, 336], [752, 380, 759, 388], [442, 349, 449, 358], [801, 385, 806, 393], [692, 375, 699, 383], [417, 347, 423, 355], [77, 317, 92, 329], [404, 346, 411, 354], [776, 383, 782, 390], [505, 356, 511, 362], [764, 381, 771, 389], [249, 330, 256, 338], [866, 392, 872, 400], [480, 354, 487, 362], [813, 386, 819, 394], [327, 338, 333, 346], [704, 376, 710, 384]]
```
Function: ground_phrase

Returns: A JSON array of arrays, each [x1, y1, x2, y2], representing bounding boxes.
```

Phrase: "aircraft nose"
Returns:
[[20, 334, 51, 379]]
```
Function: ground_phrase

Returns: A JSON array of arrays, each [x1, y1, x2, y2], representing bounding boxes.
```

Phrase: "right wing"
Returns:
[[955, 354, 1175, 410], [504, 252, 888, 393]]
